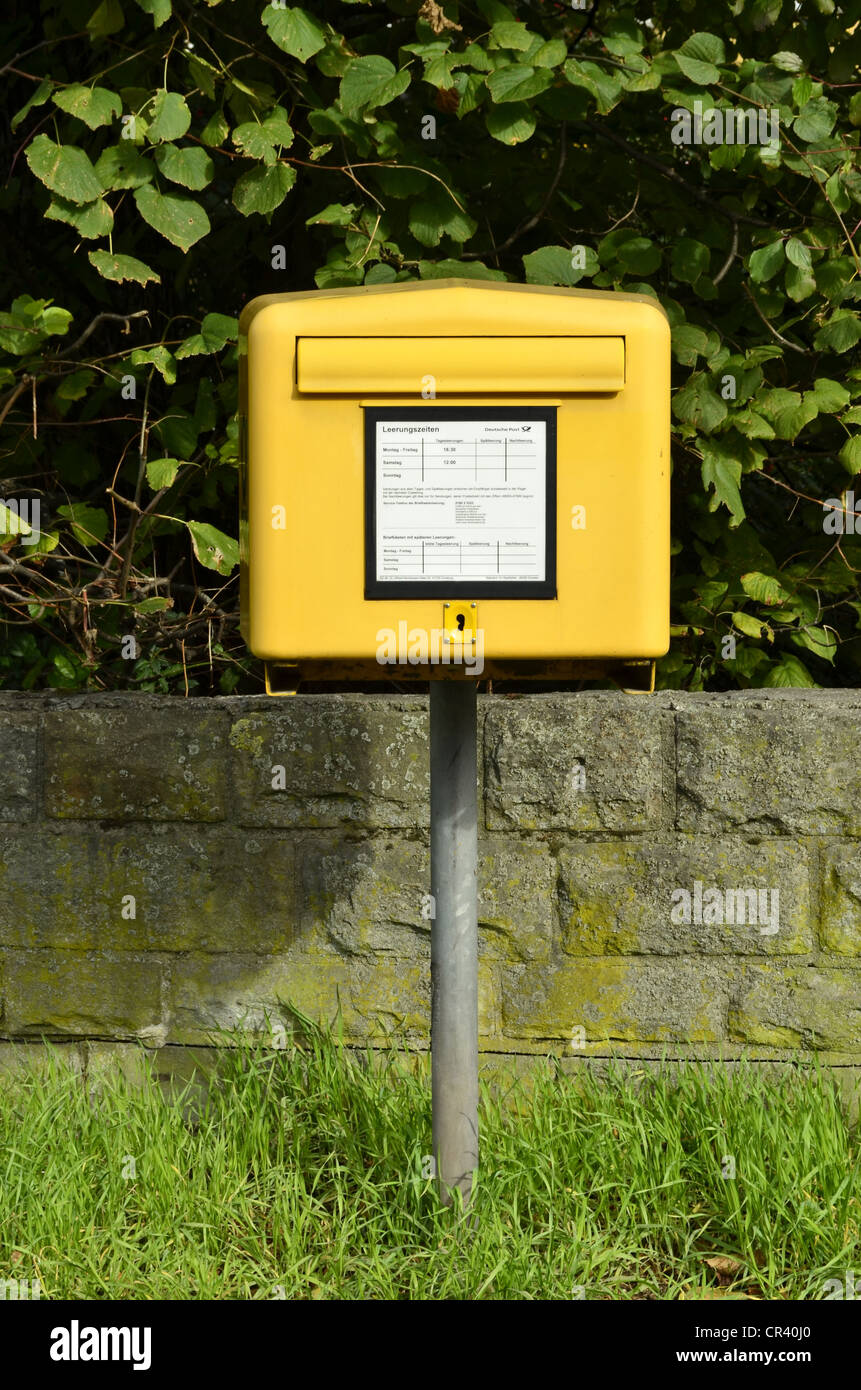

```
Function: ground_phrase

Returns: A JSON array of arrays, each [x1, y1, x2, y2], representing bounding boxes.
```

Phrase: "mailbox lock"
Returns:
[[443, 602, 478, 644]]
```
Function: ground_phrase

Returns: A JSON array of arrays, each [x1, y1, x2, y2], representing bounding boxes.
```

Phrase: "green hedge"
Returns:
[[2, 0, 860, 692]]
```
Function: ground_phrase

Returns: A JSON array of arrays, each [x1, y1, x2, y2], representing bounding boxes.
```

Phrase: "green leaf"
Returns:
[[672, 239, 710, 284], [762, 655, 817, 688], [740, 571, 789, 605], [95, 144, 153, 189], [491, 22, 534, 51], [45, 195, 113, 239], [679, 32, 726, 65], [732, 408, 775, 440], [564, 59, 624, 114], [133, 184, 210, 251], [826, 169, 851, 216], [53, 85, 122, 130], [839, 435, 861, 474], [758, 388, 818, 439], [530, 38, 567, 69], [135, 597, 173, 614], [306, 202, 357, 227], [785, 237, 812, 270], [485, 102, 536, 144], [364, 263, 397, 285], [792, 75, 813, 109], [486, 64, 552, 103], [771, 51, 803, 72], [408, 195, 476, 248], [134, 0, 171, 27], [232, 163, 296, 216], [417, 259, 507, 281], [701, 446, 744, 525], [793, 98, 837, 143], [617, 237, 661, 275], [154, 408, 198, 459], [11, 78, 53, 131], [523, 244, 598, 286], [732, 611, 767, 638], [674, 377, 729, 433], [146, 91, 191, 143], [25, 135, 103, 205], [339, 56, 411, 117], [153, 144, 214, 190], [87, 0, 124, 39], [671, 323, 709, 366], [675, 54, 720, 85], [785, 262, 816, 303], [88, 249, 160, 284], [175, 313, 238, 358], [200, 111, 230, 147], [626, 67, 661, 93], [56, 503, 109, 546], [232, 113, 295, 160], [748, 240, 785, 282], [262, 5, 327, 63], [130, 346, 177, 383], [146, 457, 181, 488], [791, 626, 836, 663], [186, 521, 239, 575], [55, 369, 95, 402], [814, 310, 861, 354]]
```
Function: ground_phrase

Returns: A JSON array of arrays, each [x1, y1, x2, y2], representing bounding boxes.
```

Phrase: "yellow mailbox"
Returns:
[[238, 279, 670, 690]]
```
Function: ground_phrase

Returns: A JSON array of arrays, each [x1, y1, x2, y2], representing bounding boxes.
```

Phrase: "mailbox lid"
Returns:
[[296, 336, 625, 394]]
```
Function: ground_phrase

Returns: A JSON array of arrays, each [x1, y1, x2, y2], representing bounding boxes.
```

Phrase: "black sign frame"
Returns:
[[364, 406, 557, 599]]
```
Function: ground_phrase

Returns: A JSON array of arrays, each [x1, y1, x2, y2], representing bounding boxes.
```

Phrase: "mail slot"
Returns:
[[238, 279, 670, 689], [296, 337, 625, 394]]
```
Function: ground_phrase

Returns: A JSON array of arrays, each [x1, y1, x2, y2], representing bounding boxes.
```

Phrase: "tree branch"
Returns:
[[57, 310, 149, 360]]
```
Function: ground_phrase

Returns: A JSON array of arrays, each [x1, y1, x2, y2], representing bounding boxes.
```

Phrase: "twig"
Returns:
[[713, 222, 738, 286], [742, 284, 808, 354], [462, 123, 568, 261], [57, 310, 149, 360], [0, 376, 31, 430]]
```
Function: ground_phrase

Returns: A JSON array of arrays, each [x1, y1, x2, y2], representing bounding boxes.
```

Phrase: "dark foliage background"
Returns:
[[2, 0, 860, 693]]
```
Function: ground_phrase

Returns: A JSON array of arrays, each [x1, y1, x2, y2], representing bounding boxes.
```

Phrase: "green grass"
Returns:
[[1, 1017, 859, 1300]]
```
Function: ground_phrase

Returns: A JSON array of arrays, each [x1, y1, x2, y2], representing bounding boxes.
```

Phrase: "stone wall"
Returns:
[[2, 689, 861, 1081]]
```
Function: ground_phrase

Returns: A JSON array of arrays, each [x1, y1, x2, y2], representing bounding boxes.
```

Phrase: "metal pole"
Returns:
[[430, 678, 479, 1207]]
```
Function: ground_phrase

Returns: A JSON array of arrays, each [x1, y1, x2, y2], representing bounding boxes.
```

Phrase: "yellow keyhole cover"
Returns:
[[443, 602, 478, 644]]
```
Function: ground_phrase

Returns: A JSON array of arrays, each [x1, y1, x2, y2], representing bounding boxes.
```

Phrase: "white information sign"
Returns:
[[374, 416, 548, 586]]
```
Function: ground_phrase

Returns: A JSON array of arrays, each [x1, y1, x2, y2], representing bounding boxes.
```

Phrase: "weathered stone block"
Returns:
[[1, 950, 164, 1040], [675, 694, 861, 835], [0, 827, 297, 953], [820, 842, 861, 957], [165, 952, 497, 1045], [0, 714, 39, 822], [478, 839, 555, 960], [500, 957, 730, 1043], [729, 965, 861, 1050], [484, 693, 665, 831], [301, 837, 429, 956], [45, 702, 228, 821], [230, 696, 429, 829], [300, 835, 553, 961], [0, 1042, 85, 1079], [558, 837, 811, 955]]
